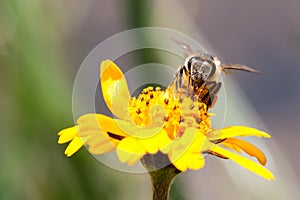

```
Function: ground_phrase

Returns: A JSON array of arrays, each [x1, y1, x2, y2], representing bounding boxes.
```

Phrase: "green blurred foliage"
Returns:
[[0, 1, 122, 199]]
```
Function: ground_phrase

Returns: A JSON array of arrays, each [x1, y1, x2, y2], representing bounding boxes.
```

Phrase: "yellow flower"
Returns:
[[58, 60, 274, 180]]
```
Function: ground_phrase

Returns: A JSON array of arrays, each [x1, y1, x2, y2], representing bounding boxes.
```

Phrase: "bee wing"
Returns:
[[170, 37, 194, 56]]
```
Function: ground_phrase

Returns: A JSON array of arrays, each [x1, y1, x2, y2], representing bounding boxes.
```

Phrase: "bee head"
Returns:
[[186, 53, 216, 82]]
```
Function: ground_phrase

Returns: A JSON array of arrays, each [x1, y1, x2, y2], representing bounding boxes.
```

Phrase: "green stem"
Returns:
[[141, 152, 181, 200]]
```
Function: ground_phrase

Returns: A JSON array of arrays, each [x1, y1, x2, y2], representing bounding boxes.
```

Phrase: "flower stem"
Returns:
[[141, 152, 181, 200]]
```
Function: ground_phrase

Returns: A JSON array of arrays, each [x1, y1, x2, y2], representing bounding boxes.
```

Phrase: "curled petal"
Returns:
[[100, 60, 131, 119], [222, 138, 267, 165], [209, 126, 271, 140], [211, 145, 275, 180]]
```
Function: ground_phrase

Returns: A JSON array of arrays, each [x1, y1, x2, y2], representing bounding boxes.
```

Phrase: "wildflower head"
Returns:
[[58, 60, 274, 180]]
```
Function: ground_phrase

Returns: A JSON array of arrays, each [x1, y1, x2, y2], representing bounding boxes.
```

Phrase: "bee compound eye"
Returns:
[[191, 59, 202, 72], [202, 62, 216, 79], [187, 57, 200, 72]]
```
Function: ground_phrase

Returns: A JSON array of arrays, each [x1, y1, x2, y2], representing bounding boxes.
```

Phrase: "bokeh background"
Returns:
[[1, 0, 300, 199]]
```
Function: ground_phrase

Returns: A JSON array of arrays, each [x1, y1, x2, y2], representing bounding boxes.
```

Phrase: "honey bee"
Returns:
[[170, 38, 260, 107]]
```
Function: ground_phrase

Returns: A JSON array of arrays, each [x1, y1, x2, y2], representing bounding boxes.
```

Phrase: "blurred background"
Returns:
[[1, 0, 300, 199]]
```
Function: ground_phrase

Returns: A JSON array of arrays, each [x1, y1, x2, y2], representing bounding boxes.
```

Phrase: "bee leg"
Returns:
[[210, 95, 218, 108], [201, 81, 222, 107], [199, 87, 211, 106], [187, 76, 191, 96], [178, 66, 185, 89], [208, 81, 222, 96], [170, 65, 185, 90]]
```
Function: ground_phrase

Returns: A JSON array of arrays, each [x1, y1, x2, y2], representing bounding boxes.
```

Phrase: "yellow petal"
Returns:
[[58, 126, 79, 144], [84, 133, 118, 147], [77, 116, 122, 154], [88, 141, 116, 154], [76, 130, 100, 137], [77, 114, 139, 138], [173, 153, 205, 172], [173, 128, 212, 153], [209, 126, 271, 140], [221, 141, 242, 153], [160, 140, 174, 154], [222, 138, 267, 165], [139, 129, 172, 154], [100, 60, 131, 119], [127, 151, 146, 166], [64, 136, 84, 157], [168, 128, 209, 171], [211, 145, 275, 180], [74, 128, 119, 155], [116, 137, 146, 165], [173, 128, 199, 150]]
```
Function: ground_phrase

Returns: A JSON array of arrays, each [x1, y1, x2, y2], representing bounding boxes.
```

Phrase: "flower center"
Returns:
[[128, 86, 211, 139]]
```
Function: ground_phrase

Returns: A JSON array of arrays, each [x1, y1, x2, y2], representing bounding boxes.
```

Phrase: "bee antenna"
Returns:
[[170, 37, 193, 55], [221, 64, 262, 74]]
